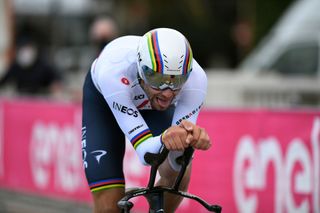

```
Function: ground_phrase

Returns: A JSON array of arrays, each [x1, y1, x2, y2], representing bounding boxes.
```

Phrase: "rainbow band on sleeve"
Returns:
[[147, 31, 164, 74], [131, 129, 153, 149], [89, 178, 125, 192]]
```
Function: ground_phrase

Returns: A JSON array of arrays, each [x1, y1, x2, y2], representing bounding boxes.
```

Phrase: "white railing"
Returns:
[[205, 69, 320, 108]]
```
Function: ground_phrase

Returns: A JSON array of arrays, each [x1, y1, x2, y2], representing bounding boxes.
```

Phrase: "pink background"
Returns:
[[0, 99, 319, 212]]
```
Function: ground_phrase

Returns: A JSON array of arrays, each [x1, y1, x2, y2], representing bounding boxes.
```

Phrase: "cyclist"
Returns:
[[82, 28, 212, 213]]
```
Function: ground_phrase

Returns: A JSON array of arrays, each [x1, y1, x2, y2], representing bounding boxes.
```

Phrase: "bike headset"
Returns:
[[137, 28, 193, 91]]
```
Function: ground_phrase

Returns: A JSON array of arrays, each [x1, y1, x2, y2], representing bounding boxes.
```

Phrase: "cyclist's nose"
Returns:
[[160, 88, 174, 98]]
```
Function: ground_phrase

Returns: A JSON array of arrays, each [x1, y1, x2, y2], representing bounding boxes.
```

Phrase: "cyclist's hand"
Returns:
[[162, 125, 190, 151], [192, 126, 211, 150], [179, 120, 211, 150]]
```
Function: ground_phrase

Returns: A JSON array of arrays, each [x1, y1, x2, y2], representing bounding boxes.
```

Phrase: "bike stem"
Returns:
[[144, 145, 169, 188], [145, 146, 194, 190]]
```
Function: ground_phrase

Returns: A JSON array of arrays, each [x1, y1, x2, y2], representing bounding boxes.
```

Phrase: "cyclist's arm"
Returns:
[[167, 60, 208, 171], [172, 59, 207, 126], [107, 94, 165, 163], [95, 70, 164, 165]]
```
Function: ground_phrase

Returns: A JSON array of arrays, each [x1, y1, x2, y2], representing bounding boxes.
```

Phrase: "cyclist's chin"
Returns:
[[151, 103, 169, 111]]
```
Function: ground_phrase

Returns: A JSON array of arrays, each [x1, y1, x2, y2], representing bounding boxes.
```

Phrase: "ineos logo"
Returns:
[[113, 102, 138, 117]]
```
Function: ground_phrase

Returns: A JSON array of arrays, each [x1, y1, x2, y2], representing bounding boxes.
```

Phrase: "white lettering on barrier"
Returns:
[[55, 125, 81, 191], [285, 139, 312, 213], [233, 136, 257, 213], [234, 117, 320, 213], [30, 114, 84, 193], [30, 122, 55, 189]]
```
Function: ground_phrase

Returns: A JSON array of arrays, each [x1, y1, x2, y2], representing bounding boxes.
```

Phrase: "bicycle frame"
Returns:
[[118, 146, 222, 212]]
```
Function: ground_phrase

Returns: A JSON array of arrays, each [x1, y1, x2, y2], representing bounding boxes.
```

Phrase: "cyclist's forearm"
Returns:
[[135, 135, 163, 164]]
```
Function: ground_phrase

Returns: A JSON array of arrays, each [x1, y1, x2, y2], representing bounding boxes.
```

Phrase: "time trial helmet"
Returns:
[[137, 28, 193, 91]]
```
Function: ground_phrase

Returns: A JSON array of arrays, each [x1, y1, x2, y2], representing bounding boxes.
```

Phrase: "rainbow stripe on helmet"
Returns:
[[147, 31, 164, 73], [146, 30, 192, 76], [182, 41, 193, 75]]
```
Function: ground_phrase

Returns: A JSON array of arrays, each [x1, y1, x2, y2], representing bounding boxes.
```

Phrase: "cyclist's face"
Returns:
[[141, 80, 180, 111]]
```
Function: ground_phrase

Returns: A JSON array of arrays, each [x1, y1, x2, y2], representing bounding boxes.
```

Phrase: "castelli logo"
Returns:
[[121, 77, 130, 85]]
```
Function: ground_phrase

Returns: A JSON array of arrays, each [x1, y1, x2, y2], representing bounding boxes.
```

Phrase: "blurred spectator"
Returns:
[[231, 20, 253, 63], [89, 16, 119, 54], [0, 37, 63, 96]]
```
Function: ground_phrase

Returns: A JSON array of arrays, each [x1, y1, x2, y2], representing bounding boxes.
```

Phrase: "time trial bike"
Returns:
[[118, 146, 222, 212]]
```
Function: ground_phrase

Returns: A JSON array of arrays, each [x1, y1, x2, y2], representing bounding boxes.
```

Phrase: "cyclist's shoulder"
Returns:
[[93, 35, 140, 76], [105, 35, 141, 51], [97, 35, 140, 64], [191, 59, 206, 76], [182, 59, 207, 90]]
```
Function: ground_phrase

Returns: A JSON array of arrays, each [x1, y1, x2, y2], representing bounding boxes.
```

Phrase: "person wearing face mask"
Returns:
[[89, 16, 119, 55], [0, 37, 62, 96]]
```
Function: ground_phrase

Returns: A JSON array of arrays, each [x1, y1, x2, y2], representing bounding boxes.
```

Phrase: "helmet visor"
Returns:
[[141, 66, 190, 90]]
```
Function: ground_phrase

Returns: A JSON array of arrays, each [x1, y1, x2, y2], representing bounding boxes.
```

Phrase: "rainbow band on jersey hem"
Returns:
[[131, 129, 153, 149], [182, 41, 192, 75], [147, 31, 164, 73], [89, 178, 125, 192]]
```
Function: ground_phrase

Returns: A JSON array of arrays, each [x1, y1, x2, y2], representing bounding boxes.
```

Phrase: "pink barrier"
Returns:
[[0, 99, 90, 201], [197, 110, 320, 213], [0, 99, 319, 212]]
